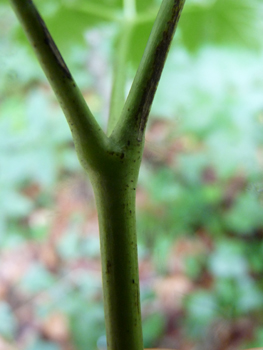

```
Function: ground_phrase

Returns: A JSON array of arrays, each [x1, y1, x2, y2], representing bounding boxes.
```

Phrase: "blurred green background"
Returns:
[[1, 0, 263, 349]]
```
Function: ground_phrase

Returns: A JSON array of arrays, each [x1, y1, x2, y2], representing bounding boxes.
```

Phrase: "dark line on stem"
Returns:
[[31, 1, 72, 79], [137, 1, 184, 141]]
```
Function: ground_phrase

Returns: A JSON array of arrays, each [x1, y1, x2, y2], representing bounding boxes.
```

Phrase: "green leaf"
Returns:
[[136, 0, 156, 13], [143, 313, 165, 347], [185, 255, 204, 279], [179, 0, 262, 50], [69, 303, 105, 350], [184, 290, 219, 338], [127, 21, 154, 67], [253, 327, 263, 348], [0, 189, 33, 217], [209, 240, 248, 278], [57, 231, 81, 260], [224, 192, 263, 233], [186, 291, 218, 321], [20, 264, 55, 293], [237, 277, 263, 313], [71, 0, 123, 11], [43, 6, 100, 51]]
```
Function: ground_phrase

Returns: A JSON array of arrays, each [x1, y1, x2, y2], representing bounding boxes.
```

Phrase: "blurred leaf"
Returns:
[[180, 0, 262, 51], [237, 276, 263, 313], [58, 231, 81, 260], [127, 21, 154, 67], [0, 302, 17, 340], [0, 189, 33, 217], [213, 278, 239, 316], [27, 340, 60, 350], [69, 303, 105, 350], [184, 255, 204, 279], [224, 193, 263, 234], [38, 7, 97, 53], [253, 327, 263, 348], [209, 241, 248, 278], [145, 168, 182, 203], [136, 0, 157, 13], [153, 236, 172, 273], [67, 0, 123, 11], [184, 291, 219, 337], [97, 335, 107, 350], [79, 236, 101, 258], [143, 313, 166, 347], [247, 242, 263, 274], [20, 264, 55, 293]]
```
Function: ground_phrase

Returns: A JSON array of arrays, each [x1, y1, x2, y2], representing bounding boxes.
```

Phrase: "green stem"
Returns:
[[124, 0, 137, 19], [89, 140, 144, 350], [9, 0, 107, 170], [112, 0, 185, 144], [107, 22, 133, 136], [8, 1, 186, 349], [107, 0, 137, 136]]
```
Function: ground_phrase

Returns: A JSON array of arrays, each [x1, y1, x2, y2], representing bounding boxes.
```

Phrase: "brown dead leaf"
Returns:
[[167, 238, 207, 274], [154, 275, 193, 312], [39, 242, 60, 272], [0, 243, 36, 284], [202, 166, 217, 184], [41, 312, 69, 342], [21, 182, 41, 199], [0, 280, 8, 300]]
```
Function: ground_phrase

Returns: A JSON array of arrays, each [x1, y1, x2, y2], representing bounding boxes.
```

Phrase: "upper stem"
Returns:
[[9, 1, 186, 349], [112, 0, 185, 144], [124, 0, 137, 19]]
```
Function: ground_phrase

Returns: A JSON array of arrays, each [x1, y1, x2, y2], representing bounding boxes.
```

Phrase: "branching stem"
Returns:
[[8, 0, 186, 349]]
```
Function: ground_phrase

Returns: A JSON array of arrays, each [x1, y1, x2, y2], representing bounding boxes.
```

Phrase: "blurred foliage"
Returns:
[[1, 0, 263, 349], [4, 0, 263, 66]]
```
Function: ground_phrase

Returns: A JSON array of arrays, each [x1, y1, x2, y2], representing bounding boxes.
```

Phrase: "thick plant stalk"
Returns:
[[89, 142, 144, 350], [8, 0, 186, 349]]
